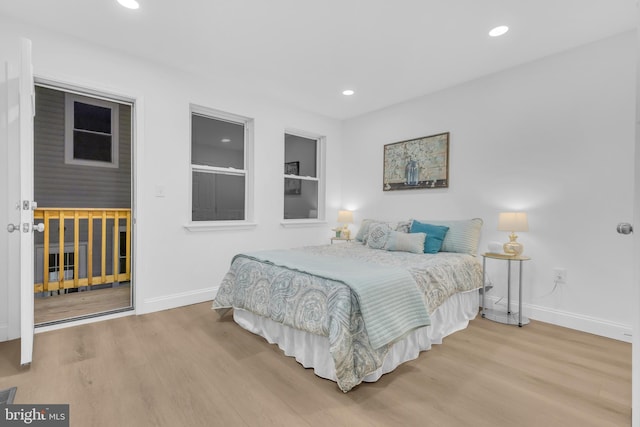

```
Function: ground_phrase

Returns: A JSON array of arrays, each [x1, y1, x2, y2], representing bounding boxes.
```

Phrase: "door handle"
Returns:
[[6, 223, 42, 233], [617, 223, 633, 235]]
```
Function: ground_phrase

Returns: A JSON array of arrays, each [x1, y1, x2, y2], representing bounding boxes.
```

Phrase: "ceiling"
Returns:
[[0, 0, 636, 120]]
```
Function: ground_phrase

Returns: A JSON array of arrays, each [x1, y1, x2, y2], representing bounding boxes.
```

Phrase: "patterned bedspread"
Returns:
[[212, 243, 482, 392]]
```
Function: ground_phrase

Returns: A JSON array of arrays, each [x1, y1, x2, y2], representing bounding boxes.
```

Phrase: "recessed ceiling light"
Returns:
[[342, 89, 355, 96], [221, 138, 231, 143], [117, 0, 140, 10], [489, 25, 509, 37]]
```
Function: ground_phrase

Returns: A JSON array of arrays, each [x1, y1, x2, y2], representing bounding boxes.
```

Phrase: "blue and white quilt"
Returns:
[[212, 243, 482, 392]]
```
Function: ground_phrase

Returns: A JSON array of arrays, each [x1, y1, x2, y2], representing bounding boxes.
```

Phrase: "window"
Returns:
[[65, 93, 119, 168], [48, 252, 74, 281], [191, 106, 252, 222], [284, 132, 324, 220]]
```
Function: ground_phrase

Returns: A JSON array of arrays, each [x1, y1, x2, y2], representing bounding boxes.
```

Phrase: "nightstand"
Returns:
[[481, 253, 531, 327], [330, 237, 352, 244]]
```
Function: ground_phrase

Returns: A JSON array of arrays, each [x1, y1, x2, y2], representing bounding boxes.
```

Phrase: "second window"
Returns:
[[284, 132, 321, 220]]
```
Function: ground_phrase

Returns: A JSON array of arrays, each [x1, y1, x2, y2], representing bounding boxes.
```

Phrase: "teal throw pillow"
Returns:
[[410, 220, 450, 254]]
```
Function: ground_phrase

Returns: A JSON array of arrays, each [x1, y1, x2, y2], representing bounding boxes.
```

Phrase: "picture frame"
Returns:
[[284, 161, 301, 195], [383, 132, 449, 191]]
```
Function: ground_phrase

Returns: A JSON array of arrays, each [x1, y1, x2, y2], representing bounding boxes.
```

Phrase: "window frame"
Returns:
[[186, 104, 255, 231], [64, 92, 119, 168], [282, 129, 326, 226]]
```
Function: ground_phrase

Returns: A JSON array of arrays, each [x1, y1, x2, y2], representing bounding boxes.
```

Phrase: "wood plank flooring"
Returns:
[[0, 302, 630, 427], [34, 284, 131, 325]]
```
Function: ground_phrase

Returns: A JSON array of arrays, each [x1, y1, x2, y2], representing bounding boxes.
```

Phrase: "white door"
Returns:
[[633, 4, 640, 424], [18, 39, 36, 366], [2, 38, 36, 365]]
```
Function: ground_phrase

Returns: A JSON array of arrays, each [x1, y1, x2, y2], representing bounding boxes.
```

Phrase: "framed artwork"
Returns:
[[383, 132, 449, 191], [284, 161, 301, 195]]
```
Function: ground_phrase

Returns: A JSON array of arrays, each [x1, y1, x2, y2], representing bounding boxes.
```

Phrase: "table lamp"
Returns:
[[497, 212, 528, 256], [337, 210, 354, 238]]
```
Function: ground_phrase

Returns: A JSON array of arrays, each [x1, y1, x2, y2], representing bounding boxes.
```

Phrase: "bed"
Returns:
[[212, 218, 483, 392]]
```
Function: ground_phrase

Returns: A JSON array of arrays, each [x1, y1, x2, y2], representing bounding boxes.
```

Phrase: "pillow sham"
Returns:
[[394, 220, 412, 233], [355, 219, 374, 242], [410, 220, 449, 254], [413, 218, 483, 256], [355, 219, 393, 244], [367, 223, 391, 249], [384, 231, 426, 254]]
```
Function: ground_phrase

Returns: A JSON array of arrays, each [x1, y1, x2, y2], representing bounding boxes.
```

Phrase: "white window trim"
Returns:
[[185, 104, 254, 231], [64, 92, 119, 168], [184, 221, 258, 232], [280, 219, 328, 228], [282, 129, 326, 225], [284, 175, 318, 182]]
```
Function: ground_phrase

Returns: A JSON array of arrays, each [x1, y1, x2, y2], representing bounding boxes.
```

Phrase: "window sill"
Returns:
[[184, 221, 257, 232], [280, 219, 328, 228]]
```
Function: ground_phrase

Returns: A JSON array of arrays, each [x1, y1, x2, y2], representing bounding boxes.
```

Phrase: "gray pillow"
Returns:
[[356, 219, 393, 244], [355, 219, 375, 242], [366, 223, 391, 249], [395, 220, 412, 233]]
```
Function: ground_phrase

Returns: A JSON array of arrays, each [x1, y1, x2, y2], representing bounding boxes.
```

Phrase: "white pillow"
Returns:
[[384, 231, 426, 254]]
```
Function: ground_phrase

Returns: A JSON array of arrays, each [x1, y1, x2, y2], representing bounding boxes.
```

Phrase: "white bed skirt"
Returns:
[[233, 289, 479, 384]]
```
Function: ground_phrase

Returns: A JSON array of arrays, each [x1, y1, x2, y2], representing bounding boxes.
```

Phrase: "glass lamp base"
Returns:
[[503, 233, 524, 256], [503, 241, 523, 256]]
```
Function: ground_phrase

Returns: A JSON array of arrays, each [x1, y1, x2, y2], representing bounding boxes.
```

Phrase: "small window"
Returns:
[[284, 132, 323, 220], [48, 252, 74, 281], [191, 106, 252, 222], [65, 93, 119, 168]]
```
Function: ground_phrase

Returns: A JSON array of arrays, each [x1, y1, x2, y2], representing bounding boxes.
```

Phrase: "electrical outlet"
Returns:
[[553, 268, 567, 283]]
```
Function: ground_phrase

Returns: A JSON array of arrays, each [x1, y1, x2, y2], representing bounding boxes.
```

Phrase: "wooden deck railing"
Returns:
[[33, 208, 131, 293]]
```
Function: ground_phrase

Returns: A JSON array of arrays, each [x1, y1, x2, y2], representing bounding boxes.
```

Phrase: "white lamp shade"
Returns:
[[337, 210, 354, 224], [497, 212, 528, 232]]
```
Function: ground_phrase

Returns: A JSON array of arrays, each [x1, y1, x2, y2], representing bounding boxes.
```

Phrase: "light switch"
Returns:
[[155, 185, 165, 198]]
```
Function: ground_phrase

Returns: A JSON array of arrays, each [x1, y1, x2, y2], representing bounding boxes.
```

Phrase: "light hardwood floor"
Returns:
[[34, 284, 131, 325], [0, 302, 630, 427]]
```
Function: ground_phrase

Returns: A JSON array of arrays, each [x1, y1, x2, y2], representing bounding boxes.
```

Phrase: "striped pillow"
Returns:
[[384, 231, 426, 254], [412, 218, 483, 256]]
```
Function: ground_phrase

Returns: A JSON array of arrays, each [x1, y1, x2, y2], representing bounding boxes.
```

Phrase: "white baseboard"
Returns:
[[140, 286, 217, 315], [20, 289, 632, 344], [482, 295, 632, 343], [0, 323, 7, 342]]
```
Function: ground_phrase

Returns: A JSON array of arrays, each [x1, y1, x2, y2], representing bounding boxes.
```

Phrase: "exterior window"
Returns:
[[191, 106, 252, 222], [65, 93, 119, 168], [284, 132, 323, 220]]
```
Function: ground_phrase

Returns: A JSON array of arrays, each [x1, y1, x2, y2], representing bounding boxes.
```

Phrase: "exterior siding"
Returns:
[[34, 85, 131, 208]]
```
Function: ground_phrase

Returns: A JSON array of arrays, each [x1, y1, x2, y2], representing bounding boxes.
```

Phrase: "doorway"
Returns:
[[32, 83, 134, 325]]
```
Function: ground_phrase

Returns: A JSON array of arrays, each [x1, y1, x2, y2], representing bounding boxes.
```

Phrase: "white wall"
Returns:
[[0, 16, 343, 336], [342, 32, 637, 341]]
